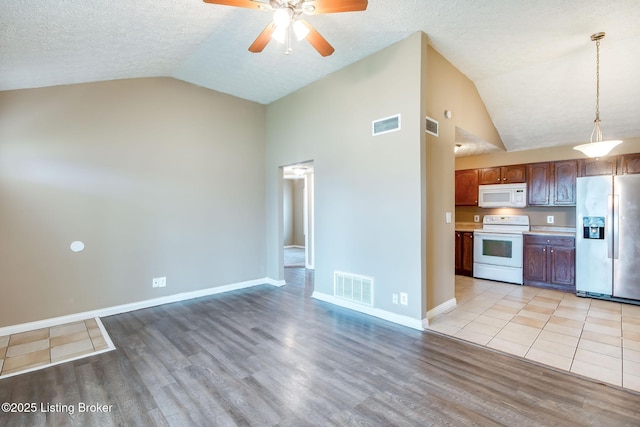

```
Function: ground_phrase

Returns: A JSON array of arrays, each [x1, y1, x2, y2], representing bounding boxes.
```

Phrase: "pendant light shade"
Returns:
[[573, 32, 622, 158]]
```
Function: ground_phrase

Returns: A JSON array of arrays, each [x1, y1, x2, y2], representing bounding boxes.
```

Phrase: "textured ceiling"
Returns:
[[2, 0, 640, 153]]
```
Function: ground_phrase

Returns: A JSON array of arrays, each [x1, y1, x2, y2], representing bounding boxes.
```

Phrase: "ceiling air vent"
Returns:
[[372, 114, 401, 136], [425, 116, 439, 136], [334, 271, 374, 306]]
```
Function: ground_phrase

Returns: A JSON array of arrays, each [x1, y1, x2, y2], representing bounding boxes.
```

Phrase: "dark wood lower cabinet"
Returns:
[[455, 231, 474, 277], [523, 234, 575, 291]]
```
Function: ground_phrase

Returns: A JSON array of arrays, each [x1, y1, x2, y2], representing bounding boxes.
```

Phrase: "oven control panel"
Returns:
[[482, 215, 530, 226]]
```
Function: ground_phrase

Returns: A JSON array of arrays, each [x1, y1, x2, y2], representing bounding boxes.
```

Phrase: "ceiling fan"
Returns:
[[202, 0, 368, 56]]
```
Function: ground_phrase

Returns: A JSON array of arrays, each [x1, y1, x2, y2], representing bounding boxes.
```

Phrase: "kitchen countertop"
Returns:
[[455, 223, 576, 237], [525, 226, 576, 237], [455, 222, 482, 232]]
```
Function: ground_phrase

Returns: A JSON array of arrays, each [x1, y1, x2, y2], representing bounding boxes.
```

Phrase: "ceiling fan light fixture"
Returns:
[[293, 20, 310, 41], [573, 32, 623, 158], [273, 8, 292, 27], [272, 24, 287, 43]]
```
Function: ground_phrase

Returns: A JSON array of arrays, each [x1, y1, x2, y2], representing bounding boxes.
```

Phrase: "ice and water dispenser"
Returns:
[[583, 217, 605, 239]]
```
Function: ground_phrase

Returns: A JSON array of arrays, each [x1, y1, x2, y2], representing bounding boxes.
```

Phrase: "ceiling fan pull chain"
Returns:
[[285, 23, 293, 54]]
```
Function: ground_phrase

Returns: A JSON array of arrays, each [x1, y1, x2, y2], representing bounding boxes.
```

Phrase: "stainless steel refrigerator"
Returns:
[[576, 174, 640, 302]]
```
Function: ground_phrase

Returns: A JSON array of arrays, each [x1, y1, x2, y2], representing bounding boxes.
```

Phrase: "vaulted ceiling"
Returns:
[[2, 1, 639, 153]]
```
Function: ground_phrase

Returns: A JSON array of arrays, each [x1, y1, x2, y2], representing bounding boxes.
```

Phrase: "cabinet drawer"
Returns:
[[524, 235, 575, 247]]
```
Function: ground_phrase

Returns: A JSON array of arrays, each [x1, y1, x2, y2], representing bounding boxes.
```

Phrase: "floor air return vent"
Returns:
[[334, 271, 374, 306]]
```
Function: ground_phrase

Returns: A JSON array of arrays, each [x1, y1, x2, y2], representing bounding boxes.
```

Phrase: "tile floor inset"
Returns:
[[428, 276, 640, 393], [0, 318, 114, 379]]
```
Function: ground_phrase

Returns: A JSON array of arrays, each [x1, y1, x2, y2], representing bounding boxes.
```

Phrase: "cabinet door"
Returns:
[[579, 157, 617, 176], [461, 232, 474, 276], [526, 163, 550, 205], [455, 169, 479, 206], [553, 160, 577, 205], [478, 167, 502, 185], [620, 154, 640, 174], [502, 165, 526, 183], [549, 245, 575, 288], [523, 243, 547, 283]]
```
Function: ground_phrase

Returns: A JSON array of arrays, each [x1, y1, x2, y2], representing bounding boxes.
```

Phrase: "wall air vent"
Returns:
[[425, 116, 439, 136], [372, 114, 401, 136], [334, 271, 374, 306]]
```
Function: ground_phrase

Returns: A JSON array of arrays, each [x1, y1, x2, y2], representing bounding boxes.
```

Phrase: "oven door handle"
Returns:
[[473, 231, 523, 238]]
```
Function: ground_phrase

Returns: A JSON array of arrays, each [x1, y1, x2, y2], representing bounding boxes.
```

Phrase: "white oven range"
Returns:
[[473, 215, 530, 285]]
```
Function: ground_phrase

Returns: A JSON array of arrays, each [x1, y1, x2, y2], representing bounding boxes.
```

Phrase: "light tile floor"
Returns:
[[428, 276, 640, 392], [0, 318, 114, 379]]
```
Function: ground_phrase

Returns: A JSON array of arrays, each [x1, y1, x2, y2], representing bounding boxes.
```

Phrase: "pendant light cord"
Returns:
[[591, 36, 603, 143]]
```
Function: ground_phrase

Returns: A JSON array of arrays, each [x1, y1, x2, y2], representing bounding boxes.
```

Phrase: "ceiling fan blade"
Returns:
[[300, 20, 335, 57], [302, 0, 368, 14], [249, 22, 276, 53], [202, 0, 266, 10]]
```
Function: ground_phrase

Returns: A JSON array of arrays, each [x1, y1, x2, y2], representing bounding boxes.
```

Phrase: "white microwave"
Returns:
[[478, 183, 527, 208]]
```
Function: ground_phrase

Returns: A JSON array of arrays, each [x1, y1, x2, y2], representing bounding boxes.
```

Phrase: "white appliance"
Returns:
[[473, 215, 530, 285], [576, 175, 640, 302], [478, 183, 527, 208]]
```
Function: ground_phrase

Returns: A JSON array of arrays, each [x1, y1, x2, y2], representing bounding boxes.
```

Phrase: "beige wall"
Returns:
[[283, 179, 293, 246], [424, 45, 504, 311], [0, 78, 267, 327], [282, 178, 304, 247], [266, 33, 426, 320]]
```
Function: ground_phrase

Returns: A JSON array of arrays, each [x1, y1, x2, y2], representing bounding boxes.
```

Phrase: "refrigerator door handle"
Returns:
[[612, 194, 620, 260], [607, 195, 614, 259]]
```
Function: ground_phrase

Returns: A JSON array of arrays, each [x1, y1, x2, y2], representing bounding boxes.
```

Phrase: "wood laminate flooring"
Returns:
[[1, 268, 639, 426]]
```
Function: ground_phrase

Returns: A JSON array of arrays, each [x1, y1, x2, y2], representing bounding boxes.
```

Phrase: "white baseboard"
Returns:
[[265, 278, 287, 287], [311, 291, 424, 331], [284, 245, 305, 249], [0, 277, 280, 337], [423, 298, 457, 327]]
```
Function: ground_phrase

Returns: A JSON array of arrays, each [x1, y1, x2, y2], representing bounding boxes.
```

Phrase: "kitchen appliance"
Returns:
[[576, 175, 640, 303], [478, 183, 527, 208], [473, 215, 530, 284]]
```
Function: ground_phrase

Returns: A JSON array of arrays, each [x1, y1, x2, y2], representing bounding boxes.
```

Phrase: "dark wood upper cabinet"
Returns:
[[455, 169, 479, 206], [553, 160, 577, 205], [578, 157, 617, 176], [526, 162, 551, 206], [478, 165, 526, 185], [526, 161, 576, 206], [620, 153, 640, 174], [478, 167, 501, 185]]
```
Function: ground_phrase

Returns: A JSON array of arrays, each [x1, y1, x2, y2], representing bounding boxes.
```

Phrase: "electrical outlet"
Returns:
[[152, 277, 167, 288], [400, 292, 408, 305], [474, 215, 480, 223], [547, 215, 554, 224], [392, 294, 399, 304]]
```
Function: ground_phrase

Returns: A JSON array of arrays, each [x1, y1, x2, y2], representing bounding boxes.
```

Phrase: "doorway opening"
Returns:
[[282, 162, 314, 270]]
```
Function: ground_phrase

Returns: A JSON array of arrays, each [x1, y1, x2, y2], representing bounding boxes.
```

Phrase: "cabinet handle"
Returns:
[[550, 249, 554, 253], [543, 248, 546, 252], [470, 235, 473, 239], [503, 178, 506, 181]]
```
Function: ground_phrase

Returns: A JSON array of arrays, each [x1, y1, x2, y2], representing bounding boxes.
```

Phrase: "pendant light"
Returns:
[[573, 32, 622, 158]]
